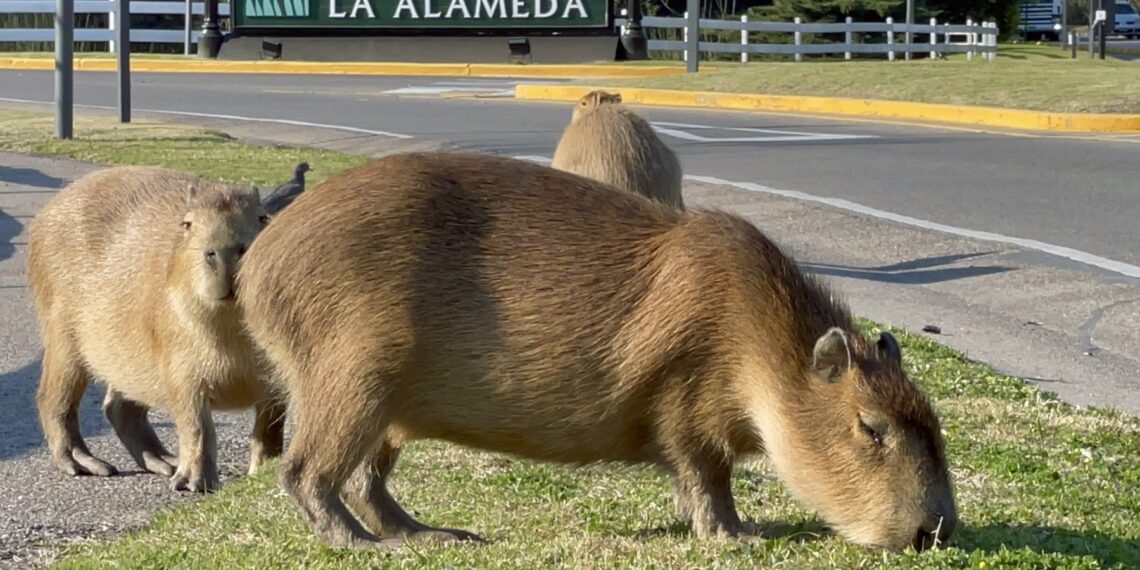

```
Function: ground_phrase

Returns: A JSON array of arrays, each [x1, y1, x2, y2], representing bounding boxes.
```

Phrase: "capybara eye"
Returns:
[[259, 215, 270, 225], [180, 221, 192, 230], [204, 250, 216, 262], [859, 418, 884, 446], [237, 246, 247, 257]]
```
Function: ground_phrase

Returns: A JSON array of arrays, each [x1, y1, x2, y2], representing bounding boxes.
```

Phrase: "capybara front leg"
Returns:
[[248, 396, 286, 475], [673, 456, 746, 539], [103, 388, 177, 477], [36, 337, 116, 477], [166, 383, 219, 493], [343, 441, 482, 545]]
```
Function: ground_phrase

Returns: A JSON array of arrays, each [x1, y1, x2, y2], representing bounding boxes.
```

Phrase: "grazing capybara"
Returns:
[[27, 165, 284, 493], [236, 152, 956, 551], [550, 89, 685, 209]]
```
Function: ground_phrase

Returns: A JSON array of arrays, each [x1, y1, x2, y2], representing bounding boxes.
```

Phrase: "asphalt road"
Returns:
[[1, 68, 1139, 567], [2, 69, 1138, 267]]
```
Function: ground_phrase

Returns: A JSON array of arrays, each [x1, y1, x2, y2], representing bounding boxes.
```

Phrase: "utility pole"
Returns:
[[55, 0, 73, 139]]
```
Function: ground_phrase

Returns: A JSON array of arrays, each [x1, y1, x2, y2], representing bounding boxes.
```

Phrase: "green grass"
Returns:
[[589, 44, 1140, 114], [3, 108, 1137, 569], [0, 108, 368, 186]]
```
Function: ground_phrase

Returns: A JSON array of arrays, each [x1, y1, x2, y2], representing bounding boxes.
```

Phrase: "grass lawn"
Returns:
[[2, 108, 1137, 569], [589, 44, 1140, 114]]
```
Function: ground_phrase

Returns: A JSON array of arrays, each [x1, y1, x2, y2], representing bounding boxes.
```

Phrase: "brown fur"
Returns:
[[27, 165, 284, 492], [235, 152, 956, 551], [550, 90, 685, 209]]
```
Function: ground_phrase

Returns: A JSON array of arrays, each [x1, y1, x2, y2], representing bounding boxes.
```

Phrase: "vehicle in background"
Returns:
[[1116, 1, 1140, 38], [1018, 0, 1063, 41]]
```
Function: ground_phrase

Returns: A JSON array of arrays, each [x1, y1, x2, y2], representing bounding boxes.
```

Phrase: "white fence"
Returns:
[[644, 15, 1000, 62], [0, 0, 231, 54]]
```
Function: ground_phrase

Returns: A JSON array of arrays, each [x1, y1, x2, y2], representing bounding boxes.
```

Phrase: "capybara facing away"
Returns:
[[236, 152, 956, 551], [550, 90, 685, 209], [27, 165, 284, 493]]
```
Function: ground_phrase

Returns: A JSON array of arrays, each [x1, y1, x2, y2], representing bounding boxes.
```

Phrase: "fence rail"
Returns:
[[0, 0, 231, 54], [643, 14, 999, 63]]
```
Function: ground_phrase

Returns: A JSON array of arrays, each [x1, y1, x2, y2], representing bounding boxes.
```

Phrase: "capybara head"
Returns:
[[758, 327, 956, 552], [571, 90, 623, 123], [176, 183, 268, 305]]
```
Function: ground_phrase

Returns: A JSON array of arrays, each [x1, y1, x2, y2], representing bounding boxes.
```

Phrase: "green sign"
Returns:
[[234, 0, 611, 29]]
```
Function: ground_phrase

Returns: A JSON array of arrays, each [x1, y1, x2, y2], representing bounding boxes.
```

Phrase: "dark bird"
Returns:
[[262, 162, 310, 215]]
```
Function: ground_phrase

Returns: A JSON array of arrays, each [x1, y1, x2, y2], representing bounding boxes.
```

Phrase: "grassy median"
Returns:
[[2, 108, 1137, 569], [588, 44, 1140, 114]]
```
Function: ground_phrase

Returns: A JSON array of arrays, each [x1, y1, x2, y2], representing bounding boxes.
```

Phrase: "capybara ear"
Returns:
[[811, 327, 851, 383], [247, 185, 262, 203], [184, 184, 197, 207], [877, 331, 901, 362], [613, 93, 623, 103]]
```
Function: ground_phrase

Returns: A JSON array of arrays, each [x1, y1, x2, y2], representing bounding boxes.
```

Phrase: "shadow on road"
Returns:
[[0, 207, 20, 262], [0, 358, 111, 461], [0, 165, 66, 190], [802, 252, 1014, 285]]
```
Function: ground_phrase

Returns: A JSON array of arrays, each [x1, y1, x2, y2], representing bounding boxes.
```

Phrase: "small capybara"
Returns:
[[550, 89, 685, 209], [27, 165, 284, 493], [236, 152, 956, 551]]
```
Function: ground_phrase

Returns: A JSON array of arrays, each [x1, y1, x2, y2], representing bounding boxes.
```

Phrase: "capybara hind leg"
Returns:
[[248, 397, 286, 475], [672, 456, 745, 538], [102, 389, 177, 477], [166, 384, 220, 493], [277, 387, 404, 549], [343, 441, 482, 544], [36, 339, 116, 477]]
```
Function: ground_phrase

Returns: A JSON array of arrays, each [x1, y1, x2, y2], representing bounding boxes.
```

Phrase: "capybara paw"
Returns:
[[52, 449, 117, 477], [141, 452, 177, 477], [408, 528, 484, 544], [169, 465, 219, 493]]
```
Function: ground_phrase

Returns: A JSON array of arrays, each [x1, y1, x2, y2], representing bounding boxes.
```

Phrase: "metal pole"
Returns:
[[198, 0, 222, 58], [685, 0, 698, 73], [620, 0, 648, 60], [1089, 0, 1095, 59], [116, 0, 131, 123], [1061, 0, 1068, 49], [54, 0, 73, 139], [905, 0, 914, 60], [184, 0, 192, 55]]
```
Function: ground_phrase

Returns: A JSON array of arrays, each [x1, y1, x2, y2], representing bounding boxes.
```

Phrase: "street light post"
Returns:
[[620, 0, 649, 60], [198, 0, 222, 58]]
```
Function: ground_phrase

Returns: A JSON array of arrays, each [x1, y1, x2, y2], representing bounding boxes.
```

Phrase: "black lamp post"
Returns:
[[198, 0, 223, 58], [620, 0, 649, 60]]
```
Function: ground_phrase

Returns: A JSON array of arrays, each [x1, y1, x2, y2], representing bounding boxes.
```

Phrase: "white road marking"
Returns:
[[0, 97, 415, 139], [650, 121, 877, 143], [512, 155, 1140, 280]]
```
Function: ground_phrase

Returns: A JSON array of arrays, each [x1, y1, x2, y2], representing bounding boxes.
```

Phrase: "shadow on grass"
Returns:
[[635, 518, 831, 545], [954, 522, 1140, 567]]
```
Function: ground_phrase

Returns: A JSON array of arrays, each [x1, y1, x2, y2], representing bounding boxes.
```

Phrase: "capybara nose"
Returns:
[[913, 511, 956, 551]]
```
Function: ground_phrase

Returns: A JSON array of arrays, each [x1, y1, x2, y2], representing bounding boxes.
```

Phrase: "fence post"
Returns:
[[988, 22, 996, 61], [966, 18, 973, 61], [682, 11, 688, 62], [845, 16, 853, 60], [794, 16, 802, 62], [109, 1, 117, 54], [929, 17, 937, 59], [886, 17, 894, 61], [185, 0, 192, 55], [741, 15, 748, 63], [685, 2, 699, 73]]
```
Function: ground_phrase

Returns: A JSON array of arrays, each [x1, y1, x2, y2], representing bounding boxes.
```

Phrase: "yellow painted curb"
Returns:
[[514, 84, 1140, 133], [0, 57, 704, 78]]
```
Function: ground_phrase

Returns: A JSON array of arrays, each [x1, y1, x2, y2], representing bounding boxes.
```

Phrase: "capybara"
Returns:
[[550, 89, 684, 209], [236, 152, 956, 551], [27, 165, 284, 493]]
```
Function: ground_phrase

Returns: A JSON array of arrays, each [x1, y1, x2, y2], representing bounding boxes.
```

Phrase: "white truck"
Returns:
[[1017, 0, 1063, 41]]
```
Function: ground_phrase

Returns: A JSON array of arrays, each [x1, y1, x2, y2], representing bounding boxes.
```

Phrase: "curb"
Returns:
[[0, 57, 701, 78], [513, 84, 1140, 133]]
